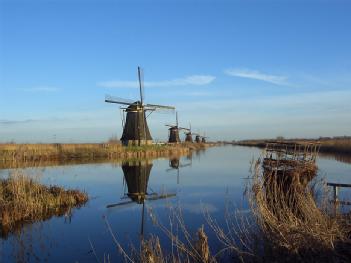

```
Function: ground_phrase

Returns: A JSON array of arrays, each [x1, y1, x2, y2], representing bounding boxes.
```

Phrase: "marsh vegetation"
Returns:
[[0, 170, 88, 238], [0, 142, 211, 164], [235, 137, 351, 156]]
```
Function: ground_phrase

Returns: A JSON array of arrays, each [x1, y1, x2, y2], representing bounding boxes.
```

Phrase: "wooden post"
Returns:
[[333, 186, 339, 203]]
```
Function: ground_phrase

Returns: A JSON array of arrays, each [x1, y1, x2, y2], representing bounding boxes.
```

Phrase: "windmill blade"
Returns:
[[176, 112, 179, 127], [179, 163, 191, 168], [106, 200, 135, 208], [145, 103, 175, 110], [140, 201, 145, 239], [146, 193, 176, 201], [120, 107, 125, 127], [138, 66, 144, 105], [166, 168, 175, 172], [165, 124, 176, 128], [177, 169, 180, 184], [146, 192, 158, 197], [105, 95, 135, 106], [178, 127, 190, 131]]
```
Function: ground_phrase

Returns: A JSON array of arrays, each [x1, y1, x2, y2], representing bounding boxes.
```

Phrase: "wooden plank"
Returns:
[[327, 182, 351, 188]]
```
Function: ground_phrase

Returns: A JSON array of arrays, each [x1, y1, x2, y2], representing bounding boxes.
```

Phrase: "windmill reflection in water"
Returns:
[[166, 157, 192, 185], [106, 160, 176, 238]]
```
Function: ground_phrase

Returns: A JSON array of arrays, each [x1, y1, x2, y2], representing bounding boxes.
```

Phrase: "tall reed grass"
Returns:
[[319, 138, 351, 155], [0, 170, 88, 237], [243, 159, 351, 262], [0, 143, 200, 163]]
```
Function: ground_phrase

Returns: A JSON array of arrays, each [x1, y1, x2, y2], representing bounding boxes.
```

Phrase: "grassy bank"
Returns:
[[0, 171, 88, 238], [0, 142, 212, 164], [235, 137, 351, 155], [318, 138, 351, 155]]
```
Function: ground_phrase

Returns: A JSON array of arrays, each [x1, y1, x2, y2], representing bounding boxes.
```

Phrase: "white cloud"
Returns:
[[184, 91, 213, 97], [19, 86, 61, 92], [0, 119, 36, 125], [225, 68, 291, 86], [98, 75, 216, 88]]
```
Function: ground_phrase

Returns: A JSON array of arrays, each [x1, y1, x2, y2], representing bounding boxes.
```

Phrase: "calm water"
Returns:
[[0, 146, 351, 262]]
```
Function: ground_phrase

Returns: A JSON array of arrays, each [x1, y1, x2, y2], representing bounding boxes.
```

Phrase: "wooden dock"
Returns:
[[327, 182, 351, 206]]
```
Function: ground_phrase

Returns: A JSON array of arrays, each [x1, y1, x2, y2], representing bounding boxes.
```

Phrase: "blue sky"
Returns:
[[0, 0, 351, 142]]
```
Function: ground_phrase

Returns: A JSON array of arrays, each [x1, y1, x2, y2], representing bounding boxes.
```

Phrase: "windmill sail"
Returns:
[[105, 95, 135, 106], [145, 103, 175, 111], [138, 67, 144, 105]]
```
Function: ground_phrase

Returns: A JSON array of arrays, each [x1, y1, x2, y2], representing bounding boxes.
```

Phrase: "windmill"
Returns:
[[165, 112, 190, 143], [106, 160, 176, 238], [105, 67, 175, 146], [166, 157, 191, 184], [184, 123, 196, 143], [201, 136, 209, 143], [195, 135, 201, 143], [195, 133, 209, 143]]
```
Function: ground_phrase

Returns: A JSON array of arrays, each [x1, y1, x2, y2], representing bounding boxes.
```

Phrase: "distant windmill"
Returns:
[[195, 132, 208, 143], [195, 135, 201, 143], [184, 123, 195, 143], [106, 160, 176, 238], [201, 136, 209, 143], [105, 67, 175, 146], [165, 112, 190, 143]]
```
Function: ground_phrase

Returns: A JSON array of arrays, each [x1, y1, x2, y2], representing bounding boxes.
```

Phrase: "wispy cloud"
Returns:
[[98, 75, 216, 88], [0, 117, 67, 126], [0, 119, 37, 125], [185, 91, 213, 97], [19, 86, 61, 92], [225, 68, 291, 86]]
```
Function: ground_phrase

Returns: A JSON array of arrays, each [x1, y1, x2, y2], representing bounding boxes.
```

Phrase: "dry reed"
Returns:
[[319, 138, 351, 155], [0, 143, 196, 164], [245, 159, 351, 262], [0, 170, 88, 237], [104, 206, 216, 263]]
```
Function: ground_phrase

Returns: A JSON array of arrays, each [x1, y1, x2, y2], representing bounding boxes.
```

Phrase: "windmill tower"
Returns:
[[185, 123, 194, 143], [165, 112, 190, 143], [201, 136, 209, 143], [105, 67, 175, 146], [195, 135, 201, 143]]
